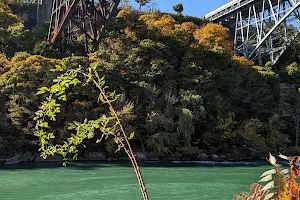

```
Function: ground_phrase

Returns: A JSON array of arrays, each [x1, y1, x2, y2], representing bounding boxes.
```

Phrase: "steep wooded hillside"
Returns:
[[1, 5, 300, 160]]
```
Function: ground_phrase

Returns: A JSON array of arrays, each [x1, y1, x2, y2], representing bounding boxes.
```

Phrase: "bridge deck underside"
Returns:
[[207, 0, 280, 22]]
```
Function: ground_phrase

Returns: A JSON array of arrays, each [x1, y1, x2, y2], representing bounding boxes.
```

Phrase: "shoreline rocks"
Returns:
[[211, 154, 223, 162], [83, 152, 107, 161], [34, 155, 62, 162], [135, 152, 147, 161], [1, 151, 261, 164], [196, 153, 209, 161], [5, 152, 38, 164]]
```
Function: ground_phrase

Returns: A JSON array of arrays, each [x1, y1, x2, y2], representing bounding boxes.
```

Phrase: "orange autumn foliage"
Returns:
[[232, 55, 254, 67], [117, 9, 139, 40], [235, 153, 300, 200], [124, 26, 137, 41], [181, 22, 199, 34], [194, 23, 233, 54], [117, 9, 237, 55], [138, 12, 199, 46]]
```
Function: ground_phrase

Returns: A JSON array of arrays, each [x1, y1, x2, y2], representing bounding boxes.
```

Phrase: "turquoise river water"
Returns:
[[0, 161, 272, 200]]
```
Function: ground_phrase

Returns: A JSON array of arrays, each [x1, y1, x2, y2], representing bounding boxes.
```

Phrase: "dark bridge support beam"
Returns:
[[47, 0, 120, 53]]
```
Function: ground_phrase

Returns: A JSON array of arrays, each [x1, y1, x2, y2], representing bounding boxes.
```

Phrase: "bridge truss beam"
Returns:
[[234, 0, 300, 64], [207, 0, 300, 64], [47, 0, 120, 53]]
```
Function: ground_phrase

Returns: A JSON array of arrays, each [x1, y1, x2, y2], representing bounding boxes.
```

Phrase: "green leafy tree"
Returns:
[[21, 25, 48, 53], [135, 0, 150, 10], [0, 53, 9, 74], [0, 0, 21, 28], [278, 62, 300, 147], [173, 3, 183, 14], [33, 41, 60, 58], [0, 53, 59, 141], [0, 0, 24, 56]]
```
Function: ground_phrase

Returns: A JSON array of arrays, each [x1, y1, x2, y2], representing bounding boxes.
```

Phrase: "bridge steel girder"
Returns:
[[47, 0, 120, 53], [206, 0, 300, 64]]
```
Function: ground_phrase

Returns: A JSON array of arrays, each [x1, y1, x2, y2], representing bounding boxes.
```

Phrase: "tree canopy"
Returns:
[[173, 4, 183, 14]]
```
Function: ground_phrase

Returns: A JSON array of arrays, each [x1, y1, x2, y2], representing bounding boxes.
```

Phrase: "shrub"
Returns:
[[232, 55, 254, 67], [0, 54, 59, 136], [0, 53, 9, 74], [33, 41, 60, 58]]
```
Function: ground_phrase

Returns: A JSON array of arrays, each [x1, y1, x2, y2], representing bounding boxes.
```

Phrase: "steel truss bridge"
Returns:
[[47, 0, 120, 52], [205, 0, 300, 64]]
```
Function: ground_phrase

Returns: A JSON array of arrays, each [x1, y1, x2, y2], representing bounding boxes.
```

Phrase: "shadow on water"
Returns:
[[0, 160, 278, 171]]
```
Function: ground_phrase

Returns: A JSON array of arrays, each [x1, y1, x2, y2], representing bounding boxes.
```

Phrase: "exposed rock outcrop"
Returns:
[[34, 155, 62, 162], [196, 153, 209, 161], [5, 152, 38, 164], [211, 154, 223, 162], [135, 152, 147, 161], [84, 152, 107, 161]]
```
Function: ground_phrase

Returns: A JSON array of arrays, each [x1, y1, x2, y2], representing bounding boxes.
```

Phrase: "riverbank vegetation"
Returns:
[[2, 0, 300, 162]]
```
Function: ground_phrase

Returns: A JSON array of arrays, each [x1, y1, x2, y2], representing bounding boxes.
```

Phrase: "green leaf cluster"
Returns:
[[33, 66, 134, 161]]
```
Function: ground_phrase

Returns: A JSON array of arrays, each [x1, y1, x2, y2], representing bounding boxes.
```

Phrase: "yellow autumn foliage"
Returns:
[[117, 9, 139, 41], [140, 13, 177, 36], [194, 23, 233, 53], [138, 11, 161, 24], [0, 52, 9, 74], [117, 8, 135, 21]]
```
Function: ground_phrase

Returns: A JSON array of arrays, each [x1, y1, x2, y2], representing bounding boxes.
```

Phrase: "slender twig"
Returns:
[[93, 79, 149, 200], [78, 71, 149, 200]]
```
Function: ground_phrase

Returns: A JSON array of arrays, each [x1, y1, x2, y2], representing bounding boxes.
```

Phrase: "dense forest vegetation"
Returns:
[[2, 0, 300, 161]]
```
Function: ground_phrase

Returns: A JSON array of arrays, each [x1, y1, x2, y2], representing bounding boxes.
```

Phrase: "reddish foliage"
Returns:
[[235, 154, 300, 200]]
